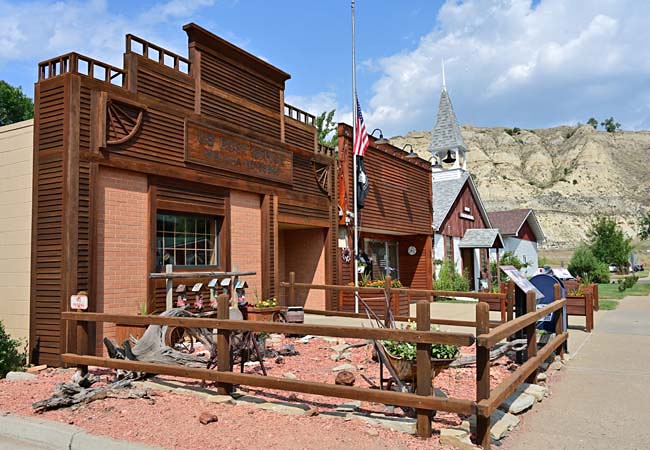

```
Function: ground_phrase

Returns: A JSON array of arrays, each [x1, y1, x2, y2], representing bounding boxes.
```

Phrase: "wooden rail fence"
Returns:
[[60, 281, 567, 449]]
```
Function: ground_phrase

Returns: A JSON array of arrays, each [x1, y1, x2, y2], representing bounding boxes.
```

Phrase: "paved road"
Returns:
[[507, 295, 650, 450]]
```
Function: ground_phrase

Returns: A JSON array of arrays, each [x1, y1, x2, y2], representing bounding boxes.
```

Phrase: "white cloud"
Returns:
[[285, 91, 353, 126], [0, 0, 216, 68], [303, 0, 650, 135]]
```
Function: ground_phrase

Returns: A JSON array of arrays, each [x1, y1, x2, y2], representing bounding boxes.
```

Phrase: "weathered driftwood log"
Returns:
[[32, 376, 152, 413], [115, 308, 216, 369], [449, 339, 527, 368]]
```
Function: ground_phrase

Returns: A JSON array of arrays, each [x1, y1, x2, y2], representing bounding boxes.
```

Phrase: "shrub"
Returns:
[[0, 321, 26, 378], [568, 245, 610, 283], [435, 259, 470, 292]]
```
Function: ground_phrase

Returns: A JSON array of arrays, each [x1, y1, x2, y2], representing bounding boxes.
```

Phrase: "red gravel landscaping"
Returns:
[[0, 336, 514, 450]]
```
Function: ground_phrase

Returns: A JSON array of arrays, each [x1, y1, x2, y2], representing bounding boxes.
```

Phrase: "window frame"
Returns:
[[363, 238, 400, 280], [155, 210, 224, 271]]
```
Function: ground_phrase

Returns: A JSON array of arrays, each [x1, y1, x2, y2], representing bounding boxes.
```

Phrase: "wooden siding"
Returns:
[[30, 80, 66, 366], [200, 50, 280, 111], [262, 194, 279, 300], [285, 118, 315, 152], [136, 57, 195, 113], [518, 221, 537, 242], [155, 180, 227, 216], [439, 182, 487, 238], [338, 125, 432, 236], [111, 107, 186, 167], [201, 88, 280, 141]]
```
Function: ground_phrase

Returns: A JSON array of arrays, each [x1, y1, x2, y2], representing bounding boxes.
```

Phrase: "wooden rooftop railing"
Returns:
[[37, 52, 127, 87], [284, 103, 315, 126], [316, 143, 337, 158], [126, 34, 191, 74]]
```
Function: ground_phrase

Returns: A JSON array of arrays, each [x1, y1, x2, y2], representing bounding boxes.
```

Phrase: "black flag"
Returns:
[[356, 155, 369, 209]]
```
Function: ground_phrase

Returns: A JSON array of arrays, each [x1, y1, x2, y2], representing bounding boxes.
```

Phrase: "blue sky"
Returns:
[[1, 0, 649, 135]]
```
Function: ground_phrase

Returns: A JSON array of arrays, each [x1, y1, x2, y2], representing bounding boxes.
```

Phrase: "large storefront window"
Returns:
[[156, 212, 221, 268], [364, 239, 399, 280]]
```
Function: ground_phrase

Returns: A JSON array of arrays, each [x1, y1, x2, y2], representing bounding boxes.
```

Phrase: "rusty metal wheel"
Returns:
[[272, 310, 287, 323], [165, 326, 195, 352]]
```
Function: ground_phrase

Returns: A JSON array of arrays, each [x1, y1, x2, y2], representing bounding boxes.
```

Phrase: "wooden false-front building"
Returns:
[[336, 124, 433, 315], [30, 24, 338, 366]]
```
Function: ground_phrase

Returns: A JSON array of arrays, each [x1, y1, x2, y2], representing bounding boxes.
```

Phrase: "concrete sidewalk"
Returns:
[[507, 295, 650, 450], [0, 412, 162, 450]]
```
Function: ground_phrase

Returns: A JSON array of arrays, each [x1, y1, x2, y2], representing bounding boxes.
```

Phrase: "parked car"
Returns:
[[608, 264, 618, 273], [633, 263, 644, 272]]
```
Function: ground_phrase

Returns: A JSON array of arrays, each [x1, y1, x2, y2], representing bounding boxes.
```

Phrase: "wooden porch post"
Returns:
[[476, 302, 491, 449], [416, 301, 432, 438]]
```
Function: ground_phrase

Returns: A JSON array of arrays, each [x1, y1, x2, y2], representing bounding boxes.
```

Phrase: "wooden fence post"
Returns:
[[165, 264, 173, 310], [384, 275, 392, 327], [476, 302, 491, 449], [591, 283, 599, 312], [416, 301, 432, 439], [216, 293, 232, 395], [506, 281, 515, 322], [289, 271, 296, 307], [584, 290, 593, 332], [553, 283, 565, 359], [525, 291, 538, 383]]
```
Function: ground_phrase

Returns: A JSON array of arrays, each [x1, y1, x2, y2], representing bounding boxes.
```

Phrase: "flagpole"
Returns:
[[351, 0, 359, 313]]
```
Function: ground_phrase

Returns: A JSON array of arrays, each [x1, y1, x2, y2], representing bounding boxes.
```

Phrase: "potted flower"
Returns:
[[246, 297, 282, 322], [381, 323, 459, 381]]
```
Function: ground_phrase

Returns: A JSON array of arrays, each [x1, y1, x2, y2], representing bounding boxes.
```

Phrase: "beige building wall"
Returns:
[[0, 119, 34, 342]]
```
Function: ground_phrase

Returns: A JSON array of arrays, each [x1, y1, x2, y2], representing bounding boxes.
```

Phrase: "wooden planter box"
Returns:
[[246, 306, 281, 322], [566, 293, 594, 332]]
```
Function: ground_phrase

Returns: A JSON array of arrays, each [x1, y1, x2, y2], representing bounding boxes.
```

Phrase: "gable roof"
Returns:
[[432, 170, 491, 231], [428, 88, 467, 155], [488, 209, 545, 241], [458, 228, 504, 249]]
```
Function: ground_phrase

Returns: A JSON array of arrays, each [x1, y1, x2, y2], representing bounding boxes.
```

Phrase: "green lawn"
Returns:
[[598, 281, 650, 300], [598, 299, 620, 310]]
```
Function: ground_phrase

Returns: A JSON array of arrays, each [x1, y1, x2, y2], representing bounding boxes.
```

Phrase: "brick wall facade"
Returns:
[[280, 228, 326, 310], [230, 190, 262, 299], [95, 167, 149, 350]]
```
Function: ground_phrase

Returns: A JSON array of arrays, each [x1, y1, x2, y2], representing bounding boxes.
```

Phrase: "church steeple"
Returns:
[[428, 62, 467, 171]]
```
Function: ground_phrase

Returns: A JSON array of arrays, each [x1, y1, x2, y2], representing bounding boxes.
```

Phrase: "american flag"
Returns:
[[353, 94, 369, 157]]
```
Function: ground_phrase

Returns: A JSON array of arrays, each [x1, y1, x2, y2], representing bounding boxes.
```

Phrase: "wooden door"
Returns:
[[460, 248, 475, 290]]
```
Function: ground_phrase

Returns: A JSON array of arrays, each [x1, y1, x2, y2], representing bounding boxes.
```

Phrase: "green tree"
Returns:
[[568, 244, 609, 283], [315, 109, 337, 148], [0, 321, 26, 377], [600, 117, 621, 133], [0, 81, 34, 126], [639, 212, 650, 241], [587, 217, 633, 270], [587, 117, 598, 129], [435, 259, 469, 292]]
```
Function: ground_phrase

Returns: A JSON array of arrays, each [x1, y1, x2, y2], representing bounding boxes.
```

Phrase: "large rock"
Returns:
[[439, 427, 480, 450], [499, 392, 536, 414], [335, 370, 356, 386], [468, 409, 520, 441], [515, 383, 548, 402], [5, 371, 37, 381]]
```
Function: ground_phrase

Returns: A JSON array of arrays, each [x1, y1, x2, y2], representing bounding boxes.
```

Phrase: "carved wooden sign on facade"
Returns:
[[185, 120, 292, 184]]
